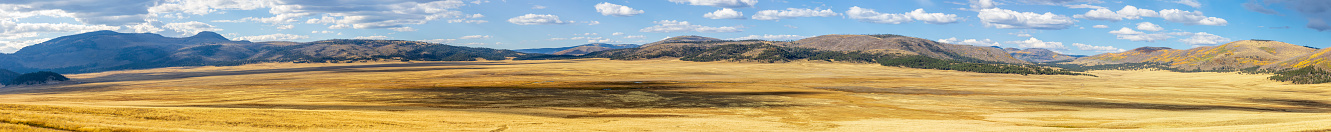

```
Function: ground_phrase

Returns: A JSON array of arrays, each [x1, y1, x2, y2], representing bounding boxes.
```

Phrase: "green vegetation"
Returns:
[[591, 43, 1092, 76], [877, 56, 1095, 76], [7, 71, 69, 86], [1268, 67, 1331, 84]]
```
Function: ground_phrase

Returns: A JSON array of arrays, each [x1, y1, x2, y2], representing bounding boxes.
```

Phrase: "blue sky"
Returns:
[[0, 0, 1328, 55]]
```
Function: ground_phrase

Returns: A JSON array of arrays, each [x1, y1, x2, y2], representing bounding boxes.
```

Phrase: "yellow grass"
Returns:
[[2, 58, 1331, 131]]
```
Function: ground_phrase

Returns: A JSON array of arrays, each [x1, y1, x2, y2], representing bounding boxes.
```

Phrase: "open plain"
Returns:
[[2, 58, 1331, 131]]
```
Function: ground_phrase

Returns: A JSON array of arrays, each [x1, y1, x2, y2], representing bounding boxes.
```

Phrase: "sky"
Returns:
[[1, 0, 1329, 55]]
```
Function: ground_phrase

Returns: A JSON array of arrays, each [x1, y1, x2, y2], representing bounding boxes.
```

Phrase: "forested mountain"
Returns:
[[1004, 48, 1080, 63], [788, 34, 1029, 64], [1071, 40, 1315, 71], [514, 43, 639, 55]]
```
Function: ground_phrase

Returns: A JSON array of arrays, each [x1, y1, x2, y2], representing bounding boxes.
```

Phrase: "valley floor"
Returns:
[[2, 59, 1331, 131]]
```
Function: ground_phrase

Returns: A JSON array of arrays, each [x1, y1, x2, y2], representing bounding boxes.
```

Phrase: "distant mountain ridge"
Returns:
[[1070, 40, 1315, 70], [0, 30, 542, 73], [788, 34, 1030, 64], [514, 43, 639, 55], [1003, 48, 1081, 63]]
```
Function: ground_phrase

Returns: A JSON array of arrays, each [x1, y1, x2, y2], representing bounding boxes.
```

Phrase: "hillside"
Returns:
[[788, 34, 1029, 64], [0, 31, 545, 73], [1071, 40, 1315, 71], [0, 69, 17, 85], [514, 43, 640, 55], [1264, 48, 1331, 70], [1004, 48, 1080, 63]]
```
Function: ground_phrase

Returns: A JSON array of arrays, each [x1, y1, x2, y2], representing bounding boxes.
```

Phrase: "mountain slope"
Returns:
[[1005, 48, 1080, 63], [1264, 48, 1331, 70], [0, 69, 18, 85], [514, 43, 639, 55], [788, 34, 1029, 64], [0, 31, 543, 73], [1072, 40, 1315, 70]]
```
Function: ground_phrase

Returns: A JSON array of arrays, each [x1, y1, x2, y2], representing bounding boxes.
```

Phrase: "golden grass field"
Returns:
[[2, 58, 1331, 131]]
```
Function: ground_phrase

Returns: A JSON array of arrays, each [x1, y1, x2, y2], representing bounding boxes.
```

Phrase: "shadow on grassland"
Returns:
[[82, 61, 574, 83], [1020, 99, 1331, 113]]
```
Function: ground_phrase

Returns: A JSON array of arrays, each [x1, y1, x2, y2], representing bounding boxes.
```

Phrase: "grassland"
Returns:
[[2, 58, 1331, 131]]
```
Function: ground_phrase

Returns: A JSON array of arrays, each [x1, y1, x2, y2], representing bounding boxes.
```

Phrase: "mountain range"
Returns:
[[4, 30, 1330, 84], [514, 43, 640, 55], [1070, 40, 1317, 71]]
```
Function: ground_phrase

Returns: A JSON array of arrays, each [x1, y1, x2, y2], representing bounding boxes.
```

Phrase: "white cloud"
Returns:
[[1072, 5, 1159, 22], [354, 36, 390, 40], [163, 21, 221, 36], [704, 8, 745, 19], [624, 35, 646, 39], [1010, 33, 1032, 37], [0, 22, 121, 39], [784, 25, 798, 28], [508, 14, 571, 25], [638, 20, 742, 33], [1006, 37, 1066, 50], [532, 5, 547, 9], [0, 38, 52, 53], [587, 21, 600, 25], [595, 2, 644, 17], [968, 0, 997, 10], [389, 27, 416, 32], [447, 19, 489, 24], [938, 37, 1001, 46], [1177, 32, 1231, 46], [846, 7, 959, 24], [232, 33, 308, 42], [1072, 43, 1124, 52], [977, 8, 1077, 30], [276, 25, 294, 30], [612, 32, 625, 36], [421, 39, 457, 44], [1173, 0, 1201, 8], [311, 30, 335, 34], [1092, 25, 1109, 28], [1108, 27, 1172, 42], [458, 35, 491, 39], [752, 8, 839, 20], [1136, 22, 1163, 31], [1159, 9, 1227, 26], [576, 33, 598, 36], [726, 34, 810, 40], [668, 0, 758, 8], [588, 39, 617, 43]]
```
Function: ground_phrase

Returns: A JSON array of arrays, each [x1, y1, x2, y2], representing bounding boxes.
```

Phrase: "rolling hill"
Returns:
[[0, 31, 543, 73], [1004, 48, 1081, 63], [788, 34, 1029, 64], [514, 43, 640, 55], [1071, 40, 1316, 71], [1264, 48, 1331, 70]]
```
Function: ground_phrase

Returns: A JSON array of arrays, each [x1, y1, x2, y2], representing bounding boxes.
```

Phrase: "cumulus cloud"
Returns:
[[232, 33, 308, 42], [532, 5, 546, 9], [1177, 32, 1231, 46], [612, 32, 624, 36], [0, 38, 52, 53], [595, 2, 644, 17], [846, 7, 960, 24], [726, 34, 810, 40], [1173, 0, 1201, 8], [1006, 38, 1066, 50], [968, 0, 997, 10], [1017, 0, 1103, 5], [1072, 5, 1159, 21], [752, 8, 839, 20], [388, 27, 416, 32], [638, 20, 742, 33], [1108, 27, 1172, 42], [624, 35, 646, 39], [1136, 22, 1163, 31], [977, 8, 1077, 30], [458, 35, 491, 39], [1072, 43, 1124, 52], [938, 37, 1001, 46], [1092, 25, 1109, 28], [354, 36, 390, 40], [704, 8, 744, 19], [163, 21, 221, 36], [668, 0, 758, 8], [0, 22, 121, 40], [508, 14, 571, 25], [1159, 9, 1227, 26]]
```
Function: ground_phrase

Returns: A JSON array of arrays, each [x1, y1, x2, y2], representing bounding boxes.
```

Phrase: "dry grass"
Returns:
[[1, 58, 1331, 131]]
